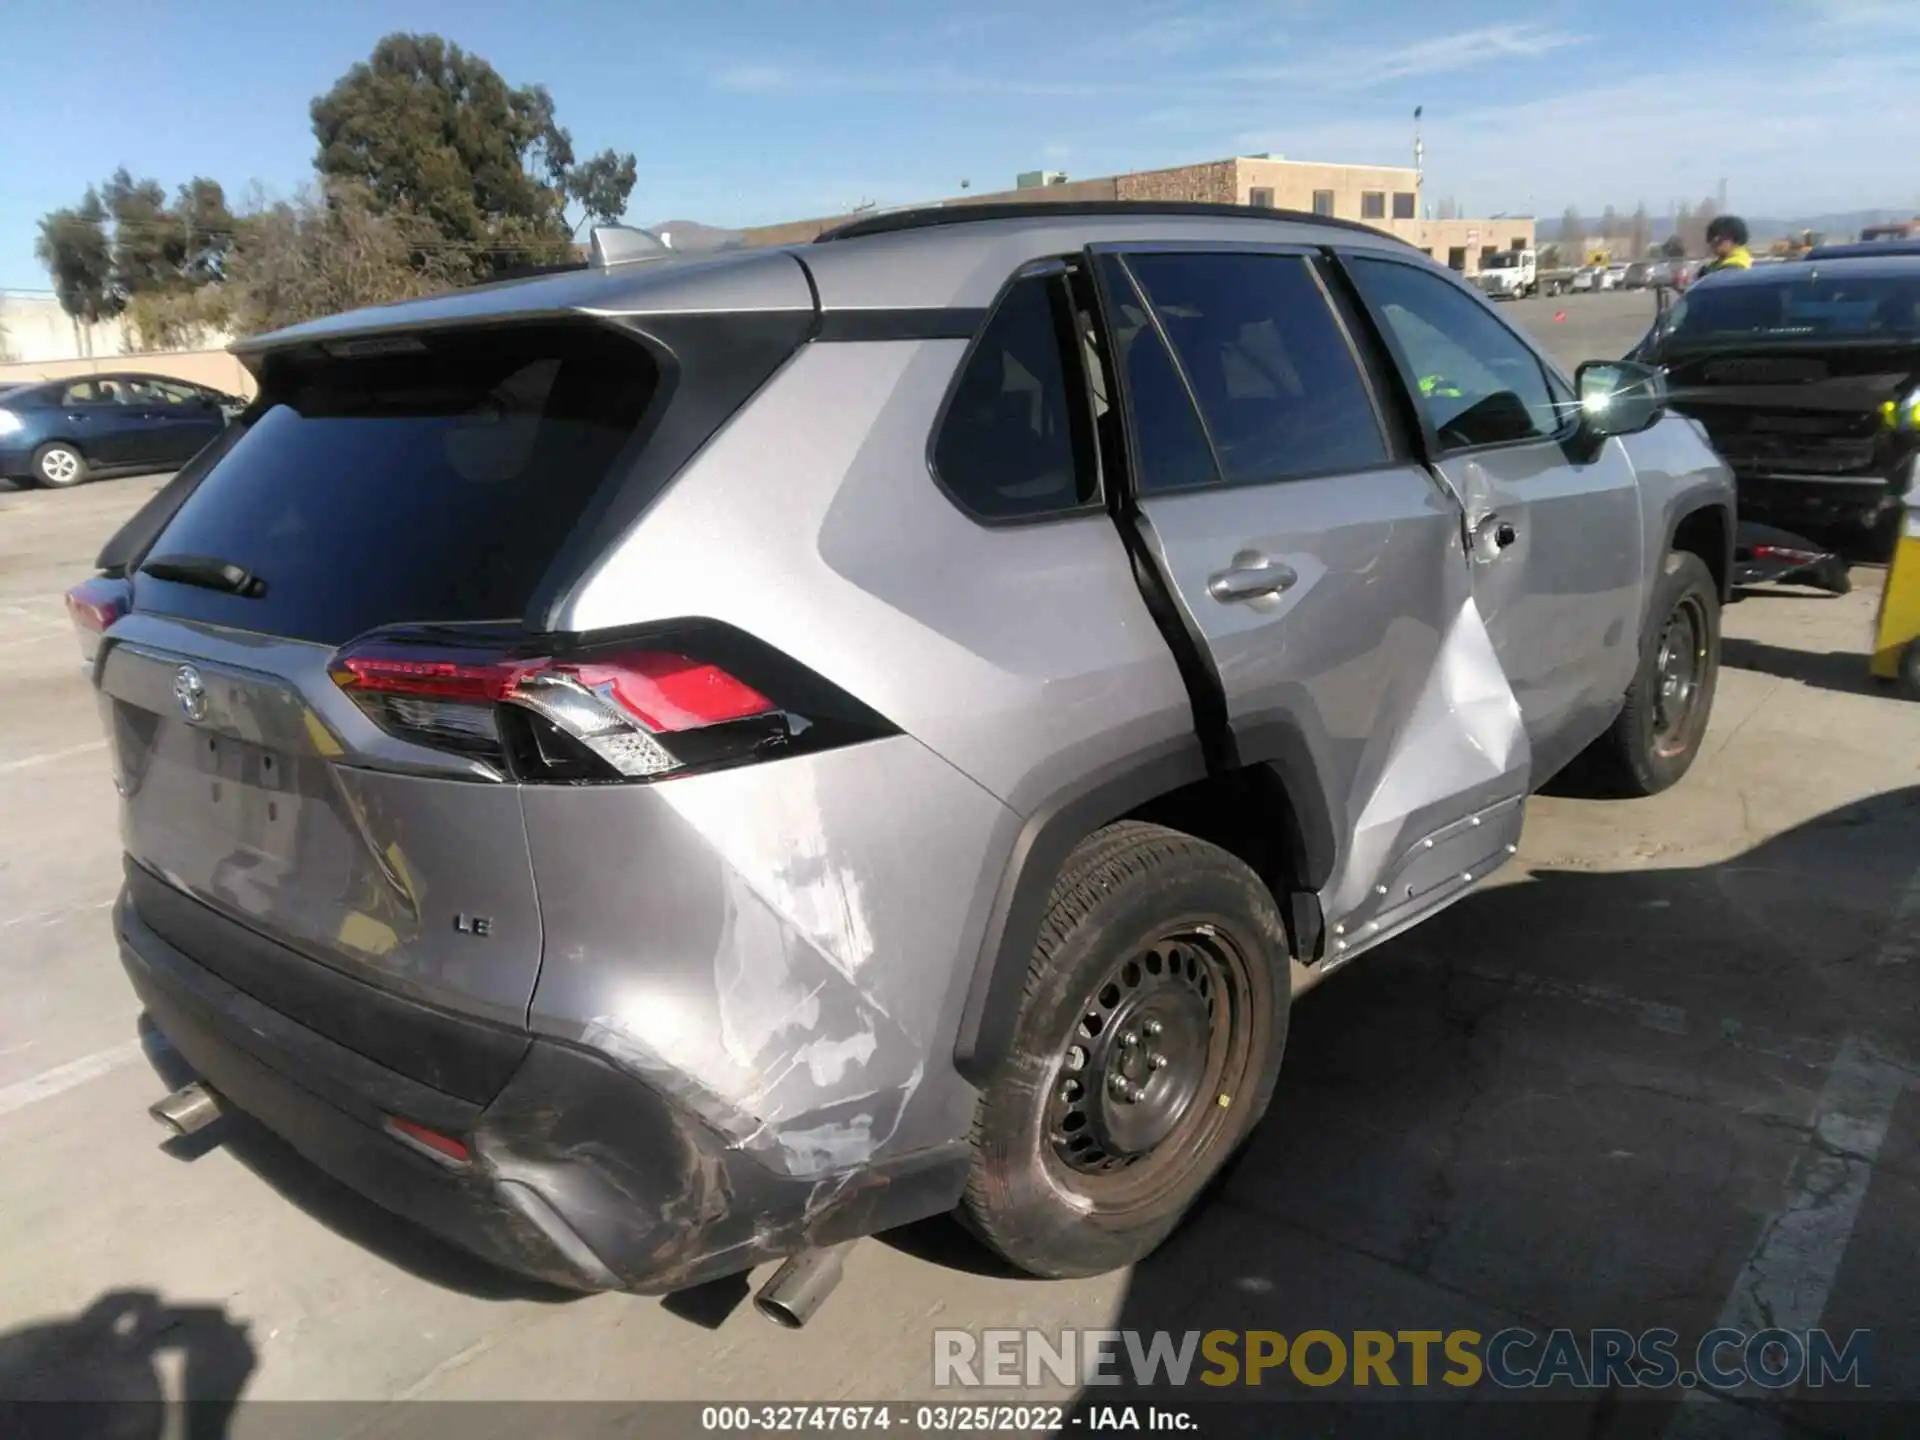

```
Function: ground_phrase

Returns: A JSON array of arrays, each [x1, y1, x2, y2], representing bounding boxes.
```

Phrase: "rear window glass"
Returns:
[[1124, 252, 1390, 486], [134, 326, 656, 645]]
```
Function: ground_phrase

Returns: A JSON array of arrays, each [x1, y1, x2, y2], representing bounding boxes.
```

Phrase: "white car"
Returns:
[[1570, 267, 1601, 292], [1605, 264, 1630, 289]]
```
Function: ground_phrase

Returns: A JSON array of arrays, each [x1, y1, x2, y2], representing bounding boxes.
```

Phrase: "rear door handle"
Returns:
[[1207, 553, 1298, 603]]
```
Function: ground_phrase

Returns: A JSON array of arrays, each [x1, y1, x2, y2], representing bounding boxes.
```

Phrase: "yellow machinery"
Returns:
[[1871, 474, 1920, 696]]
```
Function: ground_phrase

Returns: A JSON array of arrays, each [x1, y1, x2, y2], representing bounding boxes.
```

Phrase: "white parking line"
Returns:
[[1874, 863, 1920, 966], [0, 740, 106, 775], [0, 895, 116, 930], [0, 628, 70, 652], [1661, 1033, 1906, 1436], [0, 1038, 145, 1119]]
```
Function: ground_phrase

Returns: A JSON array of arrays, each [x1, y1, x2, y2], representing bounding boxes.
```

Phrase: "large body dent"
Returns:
[[1331, 595, 1530, 916]]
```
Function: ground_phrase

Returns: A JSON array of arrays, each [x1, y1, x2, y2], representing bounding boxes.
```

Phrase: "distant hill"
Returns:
[[645, 219, 746, 253]]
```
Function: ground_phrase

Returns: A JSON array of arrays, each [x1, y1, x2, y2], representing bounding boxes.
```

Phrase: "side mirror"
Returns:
[[1576, 360, 1666, 437]]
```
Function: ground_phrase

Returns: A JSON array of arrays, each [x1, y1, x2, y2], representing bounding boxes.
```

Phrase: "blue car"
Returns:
[[0, 372, 240, 489]]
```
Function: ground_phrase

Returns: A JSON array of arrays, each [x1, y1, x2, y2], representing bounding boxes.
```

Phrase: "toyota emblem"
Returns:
[[173, 665, 208, 723]]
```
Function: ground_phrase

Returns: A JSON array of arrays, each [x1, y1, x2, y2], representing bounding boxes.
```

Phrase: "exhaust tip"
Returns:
[[751, 1242, 855, 1330], [752, 1293, 809, 1330], [149, 1082, 223, 1139]]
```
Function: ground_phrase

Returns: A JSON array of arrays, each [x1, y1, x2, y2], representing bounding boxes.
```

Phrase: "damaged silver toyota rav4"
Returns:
[[72, 204, 1732, 1321]]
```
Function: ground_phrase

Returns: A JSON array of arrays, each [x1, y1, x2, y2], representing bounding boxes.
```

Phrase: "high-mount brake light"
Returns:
[[326, 626, 850, 784]]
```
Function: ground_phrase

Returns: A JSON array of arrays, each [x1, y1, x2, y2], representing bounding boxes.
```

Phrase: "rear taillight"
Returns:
[[64, 576, 132, 663], [329, 622, 891, 783]]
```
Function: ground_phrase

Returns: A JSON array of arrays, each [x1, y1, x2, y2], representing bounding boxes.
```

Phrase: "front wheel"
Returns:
[[32, 442, 87, 489], [1582, 551, 1721, 796], [961, 822, 1290, 1278]]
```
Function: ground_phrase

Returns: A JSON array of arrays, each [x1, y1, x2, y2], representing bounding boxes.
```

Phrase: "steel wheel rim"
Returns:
[[41, 449, 77, 483], [1651, 594, 1707, 756], [1045, 924, 1257, 1206]]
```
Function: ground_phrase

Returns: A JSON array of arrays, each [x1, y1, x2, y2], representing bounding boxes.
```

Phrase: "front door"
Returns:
[[1341, 253, 1645, 782], [59, 378, 145, 467], [1089, 244, 1531, 956]]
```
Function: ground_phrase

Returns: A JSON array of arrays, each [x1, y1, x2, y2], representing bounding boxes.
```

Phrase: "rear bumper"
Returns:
[[117, 885, 969, 1294]]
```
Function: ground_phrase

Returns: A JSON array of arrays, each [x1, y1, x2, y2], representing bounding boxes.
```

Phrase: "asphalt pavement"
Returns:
[[3, 292, 1918, 1436]]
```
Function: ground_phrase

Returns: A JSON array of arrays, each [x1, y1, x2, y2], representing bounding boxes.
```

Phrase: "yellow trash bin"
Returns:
[[1870, 473, 1920, 696]]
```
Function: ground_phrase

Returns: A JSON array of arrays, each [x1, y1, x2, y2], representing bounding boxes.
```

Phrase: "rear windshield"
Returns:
[[133, 325, 657, 645], [1665, 271, 1920, 345]]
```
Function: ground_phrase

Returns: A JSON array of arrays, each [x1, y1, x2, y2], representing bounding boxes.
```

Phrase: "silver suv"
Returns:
[[73, 204, 1732, 1318]]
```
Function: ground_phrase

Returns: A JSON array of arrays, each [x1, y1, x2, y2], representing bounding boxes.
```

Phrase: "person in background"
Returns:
[[1700, 216, 1753, 277]]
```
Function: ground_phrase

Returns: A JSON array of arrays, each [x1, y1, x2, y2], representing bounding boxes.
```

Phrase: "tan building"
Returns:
[[739, 154, 1534, 276]]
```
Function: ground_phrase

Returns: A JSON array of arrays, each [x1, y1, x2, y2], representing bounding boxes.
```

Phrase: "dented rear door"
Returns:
[[1090, 243, 1530, 957]]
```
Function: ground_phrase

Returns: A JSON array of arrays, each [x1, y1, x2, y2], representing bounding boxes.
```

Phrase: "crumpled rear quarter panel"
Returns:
[[523, 733, 1019, 1179]]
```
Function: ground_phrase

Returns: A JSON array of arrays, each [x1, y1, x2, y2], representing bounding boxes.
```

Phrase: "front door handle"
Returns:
[[1474, 513, 1519, 554], [1207, 553, 1298, 603]]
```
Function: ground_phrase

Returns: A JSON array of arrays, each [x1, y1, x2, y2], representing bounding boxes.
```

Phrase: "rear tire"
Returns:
[[32, 442, 87, 489], [961, 821, 1290, 1278], [1582, 551, 1721, 797]]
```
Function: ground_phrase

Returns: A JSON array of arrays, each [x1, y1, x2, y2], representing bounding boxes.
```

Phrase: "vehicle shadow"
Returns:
[[1721, 636, 1892, 698], [1056, 786, 1920, 1438], [138, 1021, 575, 1306], [0, 1289, 255, 1439]]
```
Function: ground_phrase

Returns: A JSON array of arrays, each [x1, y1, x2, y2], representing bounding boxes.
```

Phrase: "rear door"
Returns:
[[97, 323, 663, 1029], [1090, 243, 1530, 952], [131, 377, 227, 464], [1341, 254, 1645, 780]]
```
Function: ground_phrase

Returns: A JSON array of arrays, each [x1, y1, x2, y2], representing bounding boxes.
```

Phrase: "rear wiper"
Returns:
[[140, 554, 269, 598]]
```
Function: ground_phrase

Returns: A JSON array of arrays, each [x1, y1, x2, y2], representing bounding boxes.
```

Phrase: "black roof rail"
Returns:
[[813, 200, 1416, 246]]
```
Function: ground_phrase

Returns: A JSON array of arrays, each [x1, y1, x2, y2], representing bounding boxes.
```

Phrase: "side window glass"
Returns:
[[62, 381, 98, 405], [1124, 252, 1389, 486], [1347, 256, 1561, 449], [1097, 257, 1217, 494], [933, 274, 1095, 521]]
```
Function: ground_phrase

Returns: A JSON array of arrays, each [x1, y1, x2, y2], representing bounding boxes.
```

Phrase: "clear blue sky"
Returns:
[[2, 0, 1915, 290]]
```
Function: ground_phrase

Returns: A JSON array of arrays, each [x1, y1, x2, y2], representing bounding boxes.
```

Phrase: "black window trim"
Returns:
[[1098, 251, 1226, 493], [1088, 239, 1413, 496], [1330, 247, 1582, 463], [922, 258, 1107, 530]]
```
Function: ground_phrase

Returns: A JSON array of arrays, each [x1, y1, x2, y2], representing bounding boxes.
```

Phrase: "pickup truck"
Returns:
[[1475, 248, 1540, 299]]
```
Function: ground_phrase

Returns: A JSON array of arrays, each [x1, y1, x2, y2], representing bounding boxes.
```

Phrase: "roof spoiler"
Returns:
[[589, 224, 674, 269]]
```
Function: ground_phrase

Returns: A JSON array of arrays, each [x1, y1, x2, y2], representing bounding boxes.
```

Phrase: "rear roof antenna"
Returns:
[[588, 224, 672, 269]]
